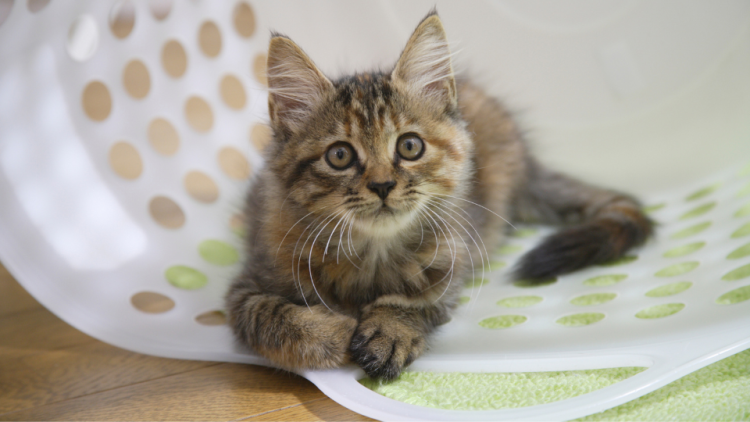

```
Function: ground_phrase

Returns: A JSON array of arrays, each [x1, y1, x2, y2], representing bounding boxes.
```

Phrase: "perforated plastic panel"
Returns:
[[0, 1, 749, 421]]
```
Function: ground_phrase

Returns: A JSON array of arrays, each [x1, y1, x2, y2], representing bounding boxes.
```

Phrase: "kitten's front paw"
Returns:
[[349, 315, 426, 380]]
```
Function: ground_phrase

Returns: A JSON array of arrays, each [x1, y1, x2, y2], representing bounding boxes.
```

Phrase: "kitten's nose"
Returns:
[[367, 181, 396, 200]]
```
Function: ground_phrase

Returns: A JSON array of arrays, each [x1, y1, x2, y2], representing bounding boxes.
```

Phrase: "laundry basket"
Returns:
[[1, 1, 749, 420]]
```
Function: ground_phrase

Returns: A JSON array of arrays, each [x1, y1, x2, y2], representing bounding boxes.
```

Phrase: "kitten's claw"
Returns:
[[349, 319, 425, 380]]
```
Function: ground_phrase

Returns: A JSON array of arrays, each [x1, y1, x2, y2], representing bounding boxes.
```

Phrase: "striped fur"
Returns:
[[226, 11, 652, 380]]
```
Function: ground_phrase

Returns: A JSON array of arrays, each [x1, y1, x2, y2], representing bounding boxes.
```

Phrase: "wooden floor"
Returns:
[[0, 262, 374, 421]]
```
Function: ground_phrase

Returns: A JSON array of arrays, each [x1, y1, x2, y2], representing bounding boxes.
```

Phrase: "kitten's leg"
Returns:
[[512, 159, 653, 280], [226, 285, 357, 370], [350, 295, 451, 380]]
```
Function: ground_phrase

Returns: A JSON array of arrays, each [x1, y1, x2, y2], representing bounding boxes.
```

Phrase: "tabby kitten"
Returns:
[[226, 11, 652, 380]]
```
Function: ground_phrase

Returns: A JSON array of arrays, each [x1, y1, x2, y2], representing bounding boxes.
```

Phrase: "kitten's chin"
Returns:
[[355, 207, 418, 238]]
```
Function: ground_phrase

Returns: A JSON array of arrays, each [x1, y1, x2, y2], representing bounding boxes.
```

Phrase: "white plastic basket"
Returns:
[[1, 1, 749, 420]]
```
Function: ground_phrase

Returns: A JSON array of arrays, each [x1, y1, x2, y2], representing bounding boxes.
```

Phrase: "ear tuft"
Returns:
[[392, 12, 456, 108], [267, 36, 332, 136]]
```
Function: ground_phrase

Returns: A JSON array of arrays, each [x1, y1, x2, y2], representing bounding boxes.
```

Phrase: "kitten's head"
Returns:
[[265, 12, 473, 237]]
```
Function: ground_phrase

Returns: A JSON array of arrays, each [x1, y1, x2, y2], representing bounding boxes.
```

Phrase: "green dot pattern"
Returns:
[[583, 274, 627, 286], [716, 285, 750, 305], [513, 278, 557, 288], [198, 239, 239, 266], [479, 315, 527, 329], [458, 296, 470, 305], [556, 313, 605, 327], [488, 260, 507, 271], [497, 244, 523, 255], [732, 222, 750, 238], [635, 303, 685, 319], [598, 255, 638, 267], [642, 203, 666, 214], [671, 221, 711, 239], [466, 277, 489, 288], [510, 228, 538, 238], [722, 263, 750, 281], [686, 184, 720, 201], [165, 265, 208, 290], [645, 282, 692, 298], [735, 203, 750, 218], [663, 242, 705, 258], [738, 182, 750, 198], [727, 242, 750, 260], [570, 293, 617, 306], [497, 296, 543, 308], [680, 202, 716, 220], [655, 261, 699, 277]]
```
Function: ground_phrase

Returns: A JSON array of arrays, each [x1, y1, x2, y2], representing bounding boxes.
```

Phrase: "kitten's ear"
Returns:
[[392, 12, 457, 108], [267, 35, 333, 136]]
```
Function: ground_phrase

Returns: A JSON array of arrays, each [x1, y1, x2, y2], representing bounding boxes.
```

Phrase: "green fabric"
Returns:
[[361, 350, 750, 420]]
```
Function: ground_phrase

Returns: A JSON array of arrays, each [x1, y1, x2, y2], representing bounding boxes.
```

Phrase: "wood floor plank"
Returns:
[[0, 264, 41, 317], [0, 308, 94, 355], [0, 364, 328, 421], [243, 398, 376, 421], [0, 341, 216, 414]]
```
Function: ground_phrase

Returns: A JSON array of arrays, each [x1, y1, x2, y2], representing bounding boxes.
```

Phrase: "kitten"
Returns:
[[226, 11, 652, 380]]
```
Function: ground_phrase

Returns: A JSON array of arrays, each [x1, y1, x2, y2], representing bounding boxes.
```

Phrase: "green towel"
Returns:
[[361, 349, 750, 420]]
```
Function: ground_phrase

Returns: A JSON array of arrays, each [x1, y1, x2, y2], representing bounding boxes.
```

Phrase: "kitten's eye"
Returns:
[[396, 134, 424, 161], [325, 142, 356, 170]]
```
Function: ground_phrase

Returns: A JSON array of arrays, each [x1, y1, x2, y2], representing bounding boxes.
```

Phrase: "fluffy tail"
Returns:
[[512, 160, 653, 280]]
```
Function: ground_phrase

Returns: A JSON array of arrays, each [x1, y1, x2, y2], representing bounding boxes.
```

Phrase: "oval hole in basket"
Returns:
[[250, 123, 272, 152], [198, 240, 238, 266], [736, 203, 750, 218], [635, 303, 685, 319], [685, 183, 721, 201], [253, 53, 267, 85], [663, 242, 705, 258], [556, 313, 605, 327], [738, 181, 750, 198], [479, 315, 527, 329], [727, 242, 750, 260], [218, 147, 251, 180], [466, 277, 489, 288], [82, 81, 111, 121], [732, 222, 750, 239], [570, 293, 616, 306], [198, 20, 222, 57], [148, 118, 180, 155], [645, 281, 692, 298], [458, 296, 470, 305], [642, 203, 666, 214], [716, 285, 750, 305], [123, 59, 150, 99], [149, 195, 185, 229], [109, 0, 135, 39], [220, 74, 246, 110], [185, 96, 213, 132], [497, 244, 524, 256], [497, 296, 542, 308], [583, 274, 627, 286], [598, 255, 638, 267], [722, 263, 750, 281], [184, 171, 219, 203], [196, 310, 227, 326], [27, 0, 48, 13], [109, 141, 142, 180], [131, 291, 174, 314], [149, 0, 172, 20], [233, 2, 256, 38], [165, 265, 208, 290], [66, 14, 99, 62], [671, 221, 711, 239], [655, 261, 699, 278], [679, 202, 716, 220], [513, 278, 557, 288], [162, 39, 187, 78]]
